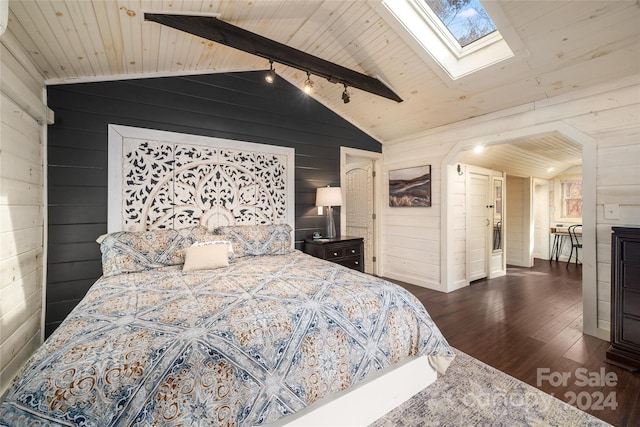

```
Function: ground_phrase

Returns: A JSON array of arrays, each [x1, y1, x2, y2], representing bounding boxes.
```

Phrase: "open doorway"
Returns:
[[457, 133, 583, 267], [441, 123, 599, 339]]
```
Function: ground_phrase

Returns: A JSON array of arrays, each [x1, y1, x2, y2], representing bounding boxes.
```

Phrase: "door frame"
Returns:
[[441, 122, 599, 339], [341, 147, 383, 276]]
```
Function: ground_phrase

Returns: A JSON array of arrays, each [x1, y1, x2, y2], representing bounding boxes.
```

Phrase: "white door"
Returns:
[[345, 162, 375, 274], [467, 172, 490, 281], [533, 179, 551, 260]]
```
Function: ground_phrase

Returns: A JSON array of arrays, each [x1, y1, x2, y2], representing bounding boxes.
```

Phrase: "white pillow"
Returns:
[[183, 244, 229, 272], [192, 240, 235, 260]]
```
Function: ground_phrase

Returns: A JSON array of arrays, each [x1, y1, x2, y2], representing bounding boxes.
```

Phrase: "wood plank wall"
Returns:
[[382, 78, 640, 339], [45, 71, 381, 337], [0, 36, 46, 396]]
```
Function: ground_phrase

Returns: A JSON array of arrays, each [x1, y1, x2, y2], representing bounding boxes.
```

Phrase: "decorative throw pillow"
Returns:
[[192, 239, 235, 262], [213, 223, 293, 257], [99, 225, 216, 277], [183, 244, 229, 271]]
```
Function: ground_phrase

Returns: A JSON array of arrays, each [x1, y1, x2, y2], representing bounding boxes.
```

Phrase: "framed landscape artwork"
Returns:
[[389, 165, 431, 207]]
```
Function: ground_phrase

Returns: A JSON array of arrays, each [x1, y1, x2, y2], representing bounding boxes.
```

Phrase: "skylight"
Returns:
[[423, 0, 497, 47], [379, 0, 523, 81]]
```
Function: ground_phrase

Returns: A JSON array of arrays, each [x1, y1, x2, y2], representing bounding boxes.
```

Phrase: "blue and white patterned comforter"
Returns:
[[0, 251, 454, 426]]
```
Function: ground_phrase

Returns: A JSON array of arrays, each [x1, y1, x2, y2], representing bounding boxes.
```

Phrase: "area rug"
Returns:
[[370, 349, 611, 426]]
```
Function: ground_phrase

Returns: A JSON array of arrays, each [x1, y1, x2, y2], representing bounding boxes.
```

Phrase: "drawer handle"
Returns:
[[355, 261, 359, 265], [350, 249, 356, 254], [333, 252, 338, 257]]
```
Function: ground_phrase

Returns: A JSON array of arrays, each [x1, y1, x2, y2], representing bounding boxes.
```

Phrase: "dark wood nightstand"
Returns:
[[304, 236, 364, 272]]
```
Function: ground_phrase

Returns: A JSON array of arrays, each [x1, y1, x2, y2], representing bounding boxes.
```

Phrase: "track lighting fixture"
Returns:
[[303, 72, 314, 94], [342, 85, 350, 104], [265, 60, 276, 84], [145, 14, 403, 102]]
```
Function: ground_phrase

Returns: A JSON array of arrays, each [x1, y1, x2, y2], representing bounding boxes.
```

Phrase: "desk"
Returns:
[[550, 227, 582, 261]]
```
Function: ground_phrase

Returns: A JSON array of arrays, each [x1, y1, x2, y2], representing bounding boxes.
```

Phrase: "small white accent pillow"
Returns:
[[192, 240, 235, 261], [183, 244, 229, 272]]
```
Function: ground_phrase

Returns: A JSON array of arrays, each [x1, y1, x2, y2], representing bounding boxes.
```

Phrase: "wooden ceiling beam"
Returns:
[[144, 13, 402, 103]]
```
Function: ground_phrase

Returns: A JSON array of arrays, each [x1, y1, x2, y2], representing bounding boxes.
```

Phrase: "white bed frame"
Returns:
[[107, 124, 437, 425], [266, 355, 437, 426]]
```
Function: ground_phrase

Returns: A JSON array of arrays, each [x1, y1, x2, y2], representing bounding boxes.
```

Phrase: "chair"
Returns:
[[567, 224, 582, 266]]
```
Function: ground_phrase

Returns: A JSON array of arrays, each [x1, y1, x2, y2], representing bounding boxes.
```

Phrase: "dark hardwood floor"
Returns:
[[391, 259, 640, 426]]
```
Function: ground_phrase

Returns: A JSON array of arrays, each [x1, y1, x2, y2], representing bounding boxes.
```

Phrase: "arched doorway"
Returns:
[[440, 122, 598, 337]]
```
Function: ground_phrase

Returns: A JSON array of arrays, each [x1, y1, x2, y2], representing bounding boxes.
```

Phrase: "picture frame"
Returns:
[[389, 165, 431, 207]]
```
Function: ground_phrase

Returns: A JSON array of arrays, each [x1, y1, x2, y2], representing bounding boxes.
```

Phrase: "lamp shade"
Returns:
[[316, 186, 342, 207]]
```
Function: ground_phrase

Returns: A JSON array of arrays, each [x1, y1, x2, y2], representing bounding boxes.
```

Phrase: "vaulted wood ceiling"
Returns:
[[7, 0, 640, 176]]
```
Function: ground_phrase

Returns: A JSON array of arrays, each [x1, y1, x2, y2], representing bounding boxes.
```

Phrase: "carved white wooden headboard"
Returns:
[[107, 125, 295, 233]]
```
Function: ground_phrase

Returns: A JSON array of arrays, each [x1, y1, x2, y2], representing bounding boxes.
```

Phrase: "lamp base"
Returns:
[[326, 206, 336, 239]]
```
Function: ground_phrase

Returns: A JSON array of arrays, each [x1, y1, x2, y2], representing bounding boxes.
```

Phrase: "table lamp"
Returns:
[[315, 186, 342, 239]]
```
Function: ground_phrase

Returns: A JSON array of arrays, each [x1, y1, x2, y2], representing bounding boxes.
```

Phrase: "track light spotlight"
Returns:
[[265, 60, 276, 84], [342, 84, 350, 103], [303, 72, 314, 94]]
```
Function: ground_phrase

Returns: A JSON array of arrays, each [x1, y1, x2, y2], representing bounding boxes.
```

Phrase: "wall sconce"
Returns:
[[315, 186, 342, 239], [457, 164, 463, 175]]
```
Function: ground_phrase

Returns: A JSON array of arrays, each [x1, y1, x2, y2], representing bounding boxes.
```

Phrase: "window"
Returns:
[[561, 180, 583, 218], [379, 0, 524, 81], [422, 0, 497, 47]]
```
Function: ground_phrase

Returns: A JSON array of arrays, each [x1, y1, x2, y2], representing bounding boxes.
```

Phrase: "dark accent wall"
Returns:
[[46, 71, 381, 337]]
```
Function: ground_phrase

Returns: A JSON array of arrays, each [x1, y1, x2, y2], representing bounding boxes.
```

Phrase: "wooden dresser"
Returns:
[[606, 227, 640, 370], [304, 236, 364, 272]]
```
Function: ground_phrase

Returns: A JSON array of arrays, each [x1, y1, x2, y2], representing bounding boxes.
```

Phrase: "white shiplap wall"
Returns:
[[0, 32, 47, 395], [382, 150, 445, 289], [382, 76, 640, 340]]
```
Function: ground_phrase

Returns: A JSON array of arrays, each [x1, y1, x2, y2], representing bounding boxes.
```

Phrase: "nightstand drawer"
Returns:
[[344, 246, 361, 257], [325, 243, 362, 260], [335, 257, 362, 270], [325, 248, 345, 260]]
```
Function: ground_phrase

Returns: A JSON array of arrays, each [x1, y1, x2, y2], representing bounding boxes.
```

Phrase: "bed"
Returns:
[[0, 125, 454, 425], [0, 224, 454, 426]]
